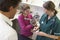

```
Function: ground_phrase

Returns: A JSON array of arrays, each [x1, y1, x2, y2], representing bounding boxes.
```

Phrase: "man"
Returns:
[[0, 0, 21, 40]]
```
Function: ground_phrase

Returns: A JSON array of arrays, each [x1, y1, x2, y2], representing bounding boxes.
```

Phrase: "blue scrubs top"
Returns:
[[36, 14, 60, 40]]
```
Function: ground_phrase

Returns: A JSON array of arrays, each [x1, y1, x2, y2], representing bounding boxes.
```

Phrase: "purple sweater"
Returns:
[[18, 14, 33, 37]]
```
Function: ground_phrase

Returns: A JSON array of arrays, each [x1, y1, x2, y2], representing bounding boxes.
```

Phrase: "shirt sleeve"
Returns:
[[18, 15, 33, 31], [52, 20, 60, 36]]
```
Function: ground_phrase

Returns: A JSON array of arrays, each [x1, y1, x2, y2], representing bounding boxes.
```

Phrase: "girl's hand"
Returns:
[[31, 27, 39, 32]]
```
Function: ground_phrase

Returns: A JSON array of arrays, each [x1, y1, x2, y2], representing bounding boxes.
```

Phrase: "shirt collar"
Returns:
[[0, 13, 13, 26]]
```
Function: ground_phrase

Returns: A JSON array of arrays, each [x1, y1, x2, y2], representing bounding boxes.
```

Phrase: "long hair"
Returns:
[[43, 1, 57, 15], [20, 4, 30, 13]]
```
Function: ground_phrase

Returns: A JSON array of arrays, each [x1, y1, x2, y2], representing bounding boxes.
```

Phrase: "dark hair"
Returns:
[[43, 1, 57, 15], [0, 0, 21, 12], [20, 4, 30, 13]]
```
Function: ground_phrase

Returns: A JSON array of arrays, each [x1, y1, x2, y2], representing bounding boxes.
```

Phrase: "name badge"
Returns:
[[41, 21, 44, 24]]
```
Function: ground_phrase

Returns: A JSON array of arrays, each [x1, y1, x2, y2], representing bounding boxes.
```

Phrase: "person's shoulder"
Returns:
[[55, 16, 60, 23], [41, 13, 47, 19], [18, 14, 24, 19], [28, 14, 32, 19], [28, 14, 32, 16], [18, 14, 23, 17], [0, 20, 17, 38], [0, 20, 16, 32], [42, 13, 47, 17]]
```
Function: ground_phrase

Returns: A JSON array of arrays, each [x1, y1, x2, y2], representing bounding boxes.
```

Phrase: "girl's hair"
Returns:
[[43, 1, 57, 15], [20, 4, 30, 13]]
